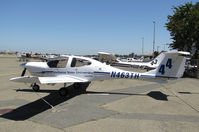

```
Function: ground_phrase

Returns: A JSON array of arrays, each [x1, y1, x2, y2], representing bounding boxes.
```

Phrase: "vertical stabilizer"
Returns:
[[144, 52, 186, 78], [147, 52, 165, 68]]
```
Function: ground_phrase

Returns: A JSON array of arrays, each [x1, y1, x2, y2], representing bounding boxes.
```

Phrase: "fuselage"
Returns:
[[24, 56, 150, 82]]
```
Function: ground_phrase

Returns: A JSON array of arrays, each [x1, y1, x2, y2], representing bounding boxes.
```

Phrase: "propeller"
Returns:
[[21, 68, 26, 76]]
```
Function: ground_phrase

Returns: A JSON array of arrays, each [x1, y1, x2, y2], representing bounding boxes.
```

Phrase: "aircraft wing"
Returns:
[[10, 75, 88, 84], [38, 76, 88, 84], [10, 76, 40, 83]]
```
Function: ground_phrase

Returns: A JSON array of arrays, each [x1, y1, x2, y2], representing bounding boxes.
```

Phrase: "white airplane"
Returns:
[[116, 51, 189, 69], [10, 52, 186, 96], [116, 52, 165, 69], [17, 52, 30, 62], [118, 56, 144, 62], [98, 51, 164, 69]]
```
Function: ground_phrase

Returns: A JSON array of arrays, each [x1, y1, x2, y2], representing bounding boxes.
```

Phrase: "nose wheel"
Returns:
[[31, 83, 40, 92]]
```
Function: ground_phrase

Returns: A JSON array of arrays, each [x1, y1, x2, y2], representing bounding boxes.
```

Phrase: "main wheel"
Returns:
[[32, 84, 40, 92], [73, 83, 81, 90], [73, 82, 90, 93], [59, 87, 70, 97]]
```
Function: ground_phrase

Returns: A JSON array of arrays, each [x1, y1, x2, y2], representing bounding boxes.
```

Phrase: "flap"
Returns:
[[10, 75, 88, 84], [38, 76, 88, 84]]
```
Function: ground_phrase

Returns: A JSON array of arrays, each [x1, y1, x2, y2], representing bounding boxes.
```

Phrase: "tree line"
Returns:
[[166, 2, 199, 58]]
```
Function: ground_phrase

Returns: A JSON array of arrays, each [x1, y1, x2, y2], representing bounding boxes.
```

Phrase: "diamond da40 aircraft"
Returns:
[[10, 51, 186, 96]]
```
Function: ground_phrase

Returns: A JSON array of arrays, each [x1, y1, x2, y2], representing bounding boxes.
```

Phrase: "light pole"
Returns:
[[153, 21, 156, 54], [163, 43, 166, 51], [163, 43, 169, 51], [142, 37, 144, 55], [157, 46, 160, 52]]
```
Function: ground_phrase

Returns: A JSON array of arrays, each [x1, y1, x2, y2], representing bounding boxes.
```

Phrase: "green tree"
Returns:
[[153, 51, 159, 58], [166, 2, 199, 58]]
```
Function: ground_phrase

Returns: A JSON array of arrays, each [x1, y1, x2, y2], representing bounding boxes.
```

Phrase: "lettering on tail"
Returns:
[[158, 58, 172, 75]]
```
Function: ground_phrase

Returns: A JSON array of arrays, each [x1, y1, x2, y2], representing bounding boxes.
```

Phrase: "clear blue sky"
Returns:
[[0, 0, 195, 55]]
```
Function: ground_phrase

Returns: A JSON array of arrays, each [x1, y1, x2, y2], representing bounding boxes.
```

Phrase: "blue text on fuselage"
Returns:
[[111, 71, 139, 79]]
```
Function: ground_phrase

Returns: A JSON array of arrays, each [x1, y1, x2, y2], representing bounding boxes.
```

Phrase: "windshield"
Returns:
[[71, 58, 91, 67], [47, 58, 69, 68]]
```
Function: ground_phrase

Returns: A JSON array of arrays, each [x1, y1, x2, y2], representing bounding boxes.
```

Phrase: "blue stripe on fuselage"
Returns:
[[140, 75, 156, 78], [94, 71, 110, 75], [140, 74, 177, 79], [33, 71, 110, 75]]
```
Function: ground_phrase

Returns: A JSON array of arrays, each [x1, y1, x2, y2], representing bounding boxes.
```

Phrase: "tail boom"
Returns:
[[109, 52, 187, 80]]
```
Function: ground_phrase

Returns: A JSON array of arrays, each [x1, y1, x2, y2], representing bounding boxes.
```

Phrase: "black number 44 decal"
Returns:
[[159, 58, 172, 74]]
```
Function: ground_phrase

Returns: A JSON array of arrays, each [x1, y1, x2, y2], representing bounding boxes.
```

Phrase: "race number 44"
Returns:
[[159, 58, 172, 75]]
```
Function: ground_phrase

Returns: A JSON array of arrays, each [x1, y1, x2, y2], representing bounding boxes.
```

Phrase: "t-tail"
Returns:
[[141, 52, 187, 79]]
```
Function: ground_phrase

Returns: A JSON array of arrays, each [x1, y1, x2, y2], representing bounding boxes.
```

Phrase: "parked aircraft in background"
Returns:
[[17, 52, 58, 62], [99, 51, 190, 70], [118, 56, 144, 62], [10, 52, 186, 97], [17, 52, 31, 62], [40, 54, 56, 61], [116, 52, 165, 69]]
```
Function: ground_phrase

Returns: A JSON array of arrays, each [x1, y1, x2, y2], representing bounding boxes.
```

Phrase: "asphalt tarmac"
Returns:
[[0, 57, 199, 132]]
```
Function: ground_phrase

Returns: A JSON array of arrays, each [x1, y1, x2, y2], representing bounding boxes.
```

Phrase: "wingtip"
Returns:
[[9, 77, 16, 81], [20, 63, 27, 67]]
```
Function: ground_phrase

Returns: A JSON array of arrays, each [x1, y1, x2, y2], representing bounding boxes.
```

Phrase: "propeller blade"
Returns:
[[21, 68, 26, 76]]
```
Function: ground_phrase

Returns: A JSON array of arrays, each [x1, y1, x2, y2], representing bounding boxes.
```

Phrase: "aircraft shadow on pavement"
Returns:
[[15, 90, 169, 101], [178, 91, 199, 94], [147, 91, 169, 101], [1, 85, 168, 121], [86, 91, 169, 101], [0, 85, 87, 121]]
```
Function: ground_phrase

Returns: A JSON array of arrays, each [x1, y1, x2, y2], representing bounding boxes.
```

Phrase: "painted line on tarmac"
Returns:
[[161, 83, 199, 113]]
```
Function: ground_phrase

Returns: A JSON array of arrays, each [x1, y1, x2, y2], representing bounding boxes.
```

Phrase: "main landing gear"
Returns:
[[59, 87, 70, 97], [31, 83, 40, 92], [58, 82, 90, 97], [30, 82, 90, 97], [58, 83, 69, 97]]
